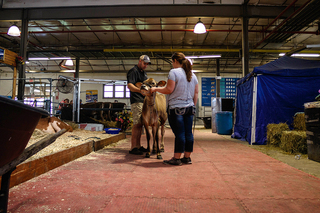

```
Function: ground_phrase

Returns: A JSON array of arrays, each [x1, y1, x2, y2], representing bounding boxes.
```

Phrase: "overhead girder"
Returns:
[[0, 5, 296, 21]]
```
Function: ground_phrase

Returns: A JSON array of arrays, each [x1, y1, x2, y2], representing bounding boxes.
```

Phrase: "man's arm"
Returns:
[[127, 83, 141, 93]]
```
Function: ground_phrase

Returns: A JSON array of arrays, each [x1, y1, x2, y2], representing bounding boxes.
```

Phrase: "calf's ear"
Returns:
[[157, 81, 166, 87], [135, 82, 142, 88]]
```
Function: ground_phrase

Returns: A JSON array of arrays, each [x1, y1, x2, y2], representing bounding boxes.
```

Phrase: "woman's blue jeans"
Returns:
[[168, 106, 194, 153]]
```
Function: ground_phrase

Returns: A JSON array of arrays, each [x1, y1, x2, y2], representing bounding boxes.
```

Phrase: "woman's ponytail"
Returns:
[[171, 52, 193, 82]]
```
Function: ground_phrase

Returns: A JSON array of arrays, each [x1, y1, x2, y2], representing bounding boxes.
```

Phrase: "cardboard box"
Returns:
[[78, 123, 104, 131]]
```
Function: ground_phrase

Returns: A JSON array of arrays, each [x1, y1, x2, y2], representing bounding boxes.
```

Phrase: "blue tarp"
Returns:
[[233, 56, 320, 145]]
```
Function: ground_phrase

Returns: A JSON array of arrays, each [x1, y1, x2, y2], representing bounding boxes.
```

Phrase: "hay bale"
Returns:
[[293, 112, 306, 131], [267, 123, 290, 146], [280, 131, 307, 154]]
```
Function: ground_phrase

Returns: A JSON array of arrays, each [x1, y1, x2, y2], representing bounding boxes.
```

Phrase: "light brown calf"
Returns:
[[36, 116, 73, 134], [136, 78, 167, 159]]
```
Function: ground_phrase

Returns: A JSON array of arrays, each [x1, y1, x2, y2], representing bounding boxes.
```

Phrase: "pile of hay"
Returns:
[[267, 123, 290, 146], [280, 131, 307, 154], [293, 112, 306, 131]]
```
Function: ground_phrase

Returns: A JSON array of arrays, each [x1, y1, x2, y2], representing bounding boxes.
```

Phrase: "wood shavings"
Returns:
[[25, 129, 115, 162]]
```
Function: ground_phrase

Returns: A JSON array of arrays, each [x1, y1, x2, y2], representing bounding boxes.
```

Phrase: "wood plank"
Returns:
[[0, 48, 17, 67], [94, 133, 126, 150], [0, 129, 67, 177], [0, 133, 124, 188], [8, 141, 94, 188], [12, 67, 17, 99]]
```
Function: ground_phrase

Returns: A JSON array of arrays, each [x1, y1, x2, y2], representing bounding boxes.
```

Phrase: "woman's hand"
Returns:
[[150, 87, 157, 93]]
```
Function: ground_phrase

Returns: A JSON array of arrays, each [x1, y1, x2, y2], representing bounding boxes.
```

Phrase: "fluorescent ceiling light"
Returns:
[[7, 25, 20, 36], [279, 53, 320, 57], [306, 44, 320, 48], [63, 70, 75, 73], [194, 18, 206, 34], [186, 55, 221, 59], [28, 57, 71, 60], [65, 59, 74, 66], [199, 55, 221, 58], [50, 57, 71, 60], [28, 57, 49, 60]]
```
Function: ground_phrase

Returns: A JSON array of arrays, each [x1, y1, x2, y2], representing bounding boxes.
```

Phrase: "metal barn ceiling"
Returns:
[[0, 0, 319, 75]]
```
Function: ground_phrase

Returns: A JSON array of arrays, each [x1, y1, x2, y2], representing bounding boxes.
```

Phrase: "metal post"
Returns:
[[216, 58, 220, 97], [75, 58, 80, 79], [73, 58, 80, 122], [77, 80, 81, 123], [17, 9, 28, 100], [241, 3, 250, 77], [0, 167, 16, 213]]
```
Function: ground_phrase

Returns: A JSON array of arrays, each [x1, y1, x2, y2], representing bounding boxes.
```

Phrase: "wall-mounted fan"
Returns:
[[56, 78, 74, 94]]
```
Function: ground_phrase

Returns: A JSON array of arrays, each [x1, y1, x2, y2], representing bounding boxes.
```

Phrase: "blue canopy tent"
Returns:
[[233, 56, 320, 145]]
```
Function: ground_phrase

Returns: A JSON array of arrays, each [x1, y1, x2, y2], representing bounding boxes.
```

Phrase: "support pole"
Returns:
[[216, 58, 220, 97], [241, 3, 249, 77], [73, 58, 80, 122], [0, 167, 16, 213], [17, 9, 28, 100], [75, 58, 80, 79]]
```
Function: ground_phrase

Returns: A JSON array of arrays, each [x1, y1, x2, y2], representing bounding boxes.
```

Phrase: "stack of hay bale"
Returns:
[[266, 112, 307, 154], [304, 101, 320, 162]]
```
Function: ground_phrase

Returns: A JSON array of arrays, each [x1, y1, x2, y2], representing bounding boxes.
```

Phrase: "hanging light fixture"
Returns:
[[7, 24, 20, 36], [65, 59, 74, 66], [193, 18, 206, 34]]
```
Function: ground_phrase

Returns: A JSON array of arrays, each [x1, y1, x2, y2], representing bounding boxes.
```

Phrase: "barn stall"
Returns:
[[233, 56, 320, 145]]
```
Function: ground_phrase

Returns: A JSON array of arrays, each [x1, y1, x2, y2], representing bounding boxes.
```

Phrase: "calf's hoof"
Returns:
[[145, 153, 150, 158], [160, 148, 165, 152], [157, 155, 163, 160]]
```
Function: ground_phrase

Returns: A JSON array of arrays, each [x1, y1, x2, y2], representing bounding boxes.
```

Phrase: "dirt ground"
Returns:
[[218, 134, 320, 179]]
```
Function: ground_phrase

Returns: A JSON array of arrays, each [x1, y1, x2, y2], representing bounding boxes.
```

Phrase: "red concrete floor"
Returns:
[[7, 128, 320, 213]]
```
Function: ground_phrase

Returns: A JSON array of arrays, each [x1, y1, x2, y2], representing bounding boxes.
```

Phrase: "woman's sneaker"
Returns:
[[163, 157, 182, 166], [181, 157, 192, 164]]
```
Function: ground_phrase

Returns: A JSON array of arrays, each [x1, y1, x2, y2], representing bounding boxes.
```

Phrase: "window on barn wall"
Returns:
[[103, 84, 130, 99], [126, 86, 130, 98], [103, 85, 113, 98], [115, 85, 124, 98]]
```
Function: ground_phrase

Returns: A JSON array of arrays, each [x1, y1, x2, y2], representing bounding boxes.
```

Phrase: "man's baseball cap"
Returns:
[[139, 55, 151, 64]]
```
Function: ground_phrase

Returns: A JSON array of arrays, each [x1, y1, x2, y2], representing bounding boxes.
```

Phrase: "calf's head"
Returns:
[[136, 78, 166, 96]]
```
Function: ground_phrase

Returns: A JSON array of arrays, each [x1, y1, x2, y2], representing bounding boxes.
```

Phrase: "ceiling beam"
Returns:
[[0, 5, 294, 21]]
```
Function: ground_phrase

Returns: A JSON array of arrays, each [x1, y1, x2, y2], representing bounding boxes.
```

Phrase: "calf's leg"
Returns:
[[145, 126, 151, 158], [160, 124, 165, 152], [155, 126, 162, 159]]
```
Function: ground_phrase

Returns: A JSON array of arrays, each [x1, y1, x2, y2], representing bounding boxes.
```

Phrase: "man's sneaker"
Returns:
[[181, 157, 192, 164], [138, 146, 148, 152], [129, 147, 143, 155], [163, 157, 182, 166]]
